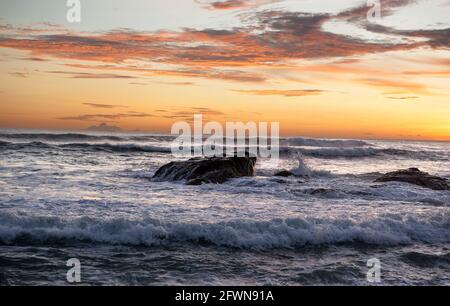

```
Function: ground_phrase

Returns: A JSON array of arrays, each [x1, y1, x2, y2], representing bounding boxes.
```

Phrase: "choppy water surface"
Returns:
[[0, 130, 449, 285]]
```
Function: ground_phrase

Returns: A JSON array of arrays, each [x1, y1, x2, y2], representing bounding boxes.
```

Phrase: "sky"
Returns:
[[0, 0, 449, 140]]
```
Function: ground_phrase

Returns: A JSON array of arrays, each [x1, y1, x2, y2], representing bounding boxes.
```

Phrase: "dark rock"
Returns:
[[152, 156, 257, 185], [274, 170, 295, 177], [375, 168, 450, 191]]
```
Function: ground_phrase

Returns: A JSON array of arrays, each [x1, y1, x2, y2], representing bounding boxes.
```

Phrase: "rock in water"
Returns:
[[375, 168, 450, 191], [152, 156, 257, 185], [274, 170, 295, 177]]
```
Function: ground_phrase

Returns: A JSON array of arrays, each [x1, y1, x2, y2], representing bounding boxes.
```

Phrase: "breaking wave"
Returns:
[[282, 137, 369, 147], [281, 146, 447, 160], [0, 133, 173, 143], [0, 212, 448, 249], [0, 141, 172, 153], [1, 133, 447, 161]]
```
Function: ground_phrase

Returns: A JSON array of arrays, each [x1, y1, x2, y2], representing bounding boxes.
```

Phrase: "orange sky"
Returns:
[[0, 0, 449, 140]]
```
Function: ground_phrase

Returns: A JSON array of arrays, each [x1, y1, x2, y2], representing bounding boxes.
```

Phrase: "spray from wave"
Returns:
[[289, 152, 331, 177], [1, 212, 448, 249]]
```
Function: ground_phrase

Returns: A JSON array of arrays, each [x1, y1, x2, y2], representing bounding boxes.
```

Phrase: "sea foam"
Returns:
[[0, 212, 448, 249]]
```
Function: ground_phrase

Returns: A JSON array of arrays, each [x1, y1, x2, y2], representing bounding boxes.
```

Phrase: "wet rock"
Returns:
[[274, 170, 295, 177], [152, 156, 257, 185], [374, 168, 450, 191]]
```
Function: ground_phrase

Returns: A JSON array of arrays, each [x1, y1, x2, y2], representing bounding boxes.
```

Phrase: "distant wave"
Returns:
[[1, 133, 370, 147], [301, 147, 394, 158], [0, 212, 448, 249], [282, 137, 369, 147], [0, 133, 447, 161], [0, 133, 173, 143], [0, 133, 124, 142], [400, 251, 450, 268], [0, 141, 172, 153], [280, 146, 448, 160]]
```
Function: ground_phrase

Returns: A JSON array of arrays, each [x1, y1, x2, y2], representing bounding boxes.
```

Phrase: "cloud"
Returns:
[[156, 81, 196, 86], [386, 96, 419, 100], [207, 0, 246, 10], [58, 112, 154, 121], [358, 78, 427, 92], [64, 63, 266, 83], [0, 10, 422, 67], [233, 89, 325, 97], [148, 68, 266, 83], [9, 72, 28, 78], [403, 70, 450, 77], [129, 82, 148, 86], [83, 103, 128, 109], [161, 107, 226, 120], [20, 57, 47, 62], [0, 0, 448, 86], [86, 123, 122, 132], [195, 0, 276, 10], [45, 70, 135, 79], [190, 107, 225, 115]]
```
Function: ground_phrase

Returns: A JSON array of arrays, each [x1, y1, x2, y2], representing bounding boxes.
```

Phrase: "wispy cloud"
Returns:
[[58, 112, 154, 121], [195, 0, 277, 10], [386, 96, 419, 100], [129, 82, 148, 86], [358, 78, 427, 92], [9, 72, 29, 78], [233, 89, 325, 97], [45, 70, 135, 79], [156, 81, 196, 86], [161, 107, 226, 120], [83, 103, 128, 109]]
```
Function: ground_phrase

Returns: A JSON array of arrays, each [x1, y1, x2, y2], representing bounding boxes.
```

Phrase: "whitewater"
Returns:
[[0, 130, 449, 285]]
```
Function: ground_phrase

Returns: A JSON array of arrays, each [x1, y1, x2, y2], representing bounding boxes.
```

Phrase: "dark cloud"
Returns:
[[20, 57, 47, 62], [0, 0, 447, 84]]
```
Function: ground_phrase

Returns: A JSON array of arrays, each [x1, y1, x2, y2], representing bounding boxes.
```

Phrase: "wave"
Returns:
[[400, 251, 450, 268], [1, 134, 447, 161], [289, 152, 331, 177], [282, 137, 369, 147], [280, 146, 448, 160], [0, 141, 172, 153], [0, 133, 125, 142], [0, 212, 448, 249], [0, 133, 174, 143]]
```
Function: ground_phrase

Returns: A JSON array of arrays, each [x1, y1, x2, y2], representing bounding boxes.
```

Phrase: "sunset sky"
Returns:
[[0, 0, 449, 140]]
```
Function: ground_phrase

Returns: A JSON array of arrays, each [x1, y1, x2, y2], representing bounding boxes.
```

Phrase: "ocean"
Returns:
[[0, 130, 449, 285]]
